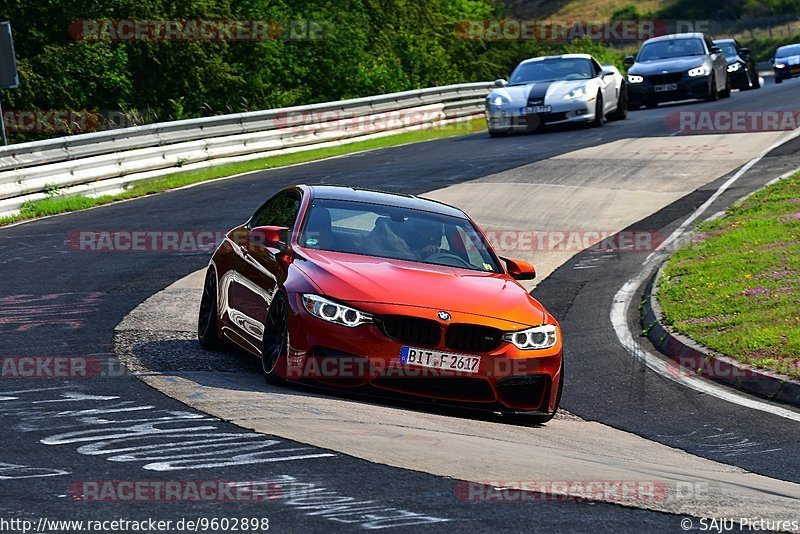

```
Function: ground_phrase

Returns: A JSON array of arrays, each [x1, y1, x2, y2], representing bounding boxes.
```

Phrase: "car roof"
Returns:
[[517, 53, 592, 65], [306, 185, 467, 219], [713, 38, 736, 44], [644, 32, 706, 44]]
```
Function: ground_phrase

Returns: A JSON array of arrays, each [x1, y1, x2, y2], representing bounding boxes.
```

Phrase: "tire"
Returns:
[[608, 85, 628, 121], [198, 267, 224, 350], [705, 75, 719, 101], [488, 129, 506, 138], [752, 71, 761, 89], [507, 359, 564, 425], [645, 101, 658, 109], [775, 76, 783, 84], [261, 291, 289, 385], [591, 93, 604, 127], [720, 74, 731, 98]]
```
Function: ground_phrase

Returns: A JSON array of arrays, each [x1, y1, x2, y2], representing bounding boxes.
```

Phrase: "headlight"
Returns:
[[688, 65, 710, 77], [301, 294, 373, 327], [727, 63, 741, 72], [487, 94, 509, 106], [503, 324, 558, 350], [627, 74, 644, 83], [775, 63, 786, 69], [564, 86, 588, 99]]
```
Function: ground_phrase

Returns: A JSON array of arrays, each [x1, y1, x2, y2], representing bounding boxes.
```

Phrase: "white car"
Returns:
[[485, 53, 627, 136]]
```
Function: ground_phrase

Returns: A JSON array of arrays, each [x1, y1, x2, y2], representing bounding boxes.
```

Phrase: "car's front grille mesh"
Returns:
[[379, 315, 441, 346], [379, 315, 504, 353], [645, 72, 683, 85], [445, 324, 504, 352]]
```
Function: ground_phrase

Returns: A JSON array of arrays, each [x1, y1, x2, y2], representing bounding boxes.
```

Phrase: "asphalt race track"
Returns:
[[2, 78, 800, 532]]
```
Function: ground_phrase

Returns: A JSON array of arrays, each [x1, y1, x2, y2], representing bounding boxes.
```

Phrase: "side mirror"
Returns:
[[249, 226, 289, 254], [502, 257, 536, 281], [623, 56, 635, 68], [739, 47, 751, 57], [600, 69, 615, 78], [710, 46, 722, 54], [770, 58, 775, 64], [494, 78, 508, 87]]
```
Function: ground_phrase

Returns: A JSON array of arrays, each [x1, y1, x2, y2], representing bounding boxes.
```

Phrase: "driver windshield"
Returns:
[[776, 44, 800, 58], [299, 198, 502, 273], [637, 38, 705, 61], [509, 58, 594, 85], [716, 42, 738, 59]]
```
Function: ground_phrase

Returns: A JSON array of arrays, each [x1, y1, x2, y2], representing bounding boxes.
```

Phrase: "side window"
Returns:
[[592, 59, 603, 76], [251, 191, 301, 229], [704, 37, 715, 54]]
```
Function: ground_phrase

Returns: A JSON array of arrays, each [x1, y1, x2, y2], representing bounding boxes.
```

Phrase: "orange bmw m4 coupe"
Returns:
[[198, 185, 563, 423]]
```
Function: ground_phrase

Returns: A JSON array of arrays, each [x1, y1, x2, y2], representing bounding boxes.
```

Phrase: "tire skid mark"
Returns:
[[0, 292, 104, 332], [658, 427, 782, 458]]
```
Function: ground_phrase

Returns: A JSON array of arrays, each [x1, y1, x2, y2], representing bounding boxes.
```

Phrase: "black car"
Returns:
[[772, 43, 800, 83], [714, 38, 760, 90], [624, 32, 730, 109]]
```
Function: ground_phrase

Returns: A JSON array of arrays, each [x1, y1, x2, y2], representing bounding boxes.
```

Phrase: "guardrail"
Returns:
[[0, 82, 493, 217]]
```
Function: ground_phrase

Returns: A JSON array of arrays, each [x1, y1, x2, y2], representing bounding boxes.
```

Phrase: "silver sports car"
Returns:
[[485, 53, 627, 136]]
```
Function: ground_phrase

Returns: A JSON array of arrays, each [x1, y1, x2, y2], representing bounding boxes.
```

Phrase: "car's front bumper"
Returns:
[[485, 100, 595, 132], [628, 75, 710, 105], [728, 67, 751, 88], [775, 65, 800, 79], [280, 293, 563, 414]]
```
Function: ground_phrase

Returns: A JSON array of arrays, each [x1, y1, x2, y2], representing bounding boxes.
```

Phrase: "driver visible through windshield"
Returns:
[[637, 38, 705, 61], [299, 198, 502, 273], [509, 58, 595, 85]]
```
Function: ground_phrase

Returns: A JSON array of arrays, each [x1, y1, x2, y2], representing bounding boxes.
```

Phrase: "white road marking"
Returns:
[[611, 129, 800, 422]]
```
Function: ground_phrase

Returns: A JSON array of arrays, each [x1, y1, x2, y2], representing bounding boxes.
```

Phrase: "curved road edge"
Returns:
[[641, 264, 800, 407], [610, 130, 800, 419]]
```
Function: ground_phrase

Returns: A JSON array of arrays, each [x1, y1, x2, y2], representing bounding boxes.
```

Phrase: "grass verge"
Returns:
[[658, 172, 800, 379], [0, 118, 486, 227]]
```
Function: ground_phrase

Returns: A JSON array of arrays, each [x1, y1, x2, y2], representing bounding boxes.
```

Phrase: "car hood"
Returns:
[[489, 79, 590, 105], [295, 249, 545, 326], [630, 56, 708, 75]]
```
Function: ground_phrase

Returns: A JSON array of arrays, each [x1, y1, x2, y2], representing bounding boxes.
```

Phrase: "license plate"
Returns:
[[654, 83, 677, 92], [523, 105, 551, 114], [400, 346, 481, 374]]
